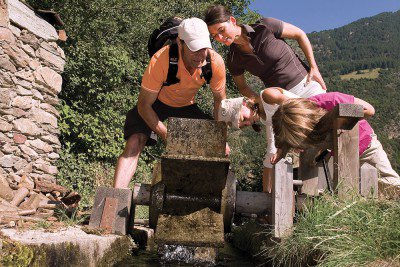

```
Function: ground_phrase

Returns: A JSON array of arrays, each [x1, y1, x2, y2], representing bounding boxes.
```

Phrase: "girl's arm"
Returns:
[[354, 97, 375, 118]]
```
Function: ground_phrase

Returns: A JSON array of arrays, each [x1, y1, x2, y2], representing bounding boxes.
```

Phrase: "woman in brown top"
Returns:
[[204, 5, 326, 98], [204, 5, 327, 194]]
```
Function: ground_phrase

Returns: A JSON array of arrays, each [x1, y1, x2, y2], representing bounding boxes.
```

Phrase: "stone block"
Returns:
[[13, 133, 26, 143], [0, 54, 17, 72], [15, 69, 34, 81], [0, 0, 9, 27], [89, 187, 132, 235], [36, 48, 65, 72], [30, 107, 58, 127], [0, 119, 12, 132], [13, 118, 41, 135], [27, 139, 52, 153], [0, 154, 19, 168], [33, 66, 62, 94], [12, 95, 32, 109], [19, 144, 38, 158], [0, 27, 14, 43], [8, 0, 58, 41], [19, 30, 40, 49], [3, 43, 30, 68], [1, 227, 134, 267]]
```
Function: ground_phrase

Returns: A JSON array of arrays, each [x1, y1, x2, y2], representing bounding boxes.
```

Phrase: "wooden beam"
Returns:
[[299, 147, 321, 196], [360, 163, 378, 198], [272, 159, 294, 238], [99, 197, 119, 234], [10, 187, 29, 206], [332, 103, 363, 199], [235, 191, 271, 215], [133, 183, 151, 205]]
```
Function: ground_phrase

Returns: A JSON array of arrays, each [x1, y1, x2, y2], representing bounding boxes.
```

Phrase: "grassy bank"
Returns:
[[261, 195, 400, 267]]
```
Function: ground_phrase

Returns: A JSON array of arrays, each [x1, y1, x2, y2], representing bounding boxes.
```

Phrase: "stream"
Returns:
[[115, 242, 256, 266]]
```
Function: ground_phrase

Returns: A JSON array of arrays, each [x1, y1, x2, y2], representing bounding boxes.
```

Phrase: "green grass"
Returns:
[[340, 68, 381, 80], [261, 195, 400, 267], [55, 208, 89, 226]]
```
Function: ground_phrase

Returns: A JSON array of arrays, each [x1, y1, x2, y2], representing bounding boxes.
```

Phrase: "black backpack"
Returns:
[[147, 17, 212, 86]]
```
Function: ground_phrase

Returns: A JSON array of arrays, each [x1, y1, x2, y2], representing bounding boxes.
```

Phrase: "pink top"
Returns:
[[309, 92, 373, 155]]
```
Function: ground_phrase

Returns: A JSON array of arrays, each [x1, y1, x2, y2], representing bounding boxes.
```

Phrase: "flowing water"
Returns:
[[115, 242, 256, 266]]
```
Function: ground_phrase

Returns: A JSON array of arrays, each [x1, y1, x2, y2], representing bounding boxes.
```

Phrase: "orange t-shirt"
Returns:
[[141, 43, 226, 107]]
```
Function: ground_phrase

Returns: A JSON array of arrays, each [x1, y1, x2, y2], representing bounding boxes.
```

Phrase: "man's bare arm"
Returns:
[[137, 87, 168, 142]]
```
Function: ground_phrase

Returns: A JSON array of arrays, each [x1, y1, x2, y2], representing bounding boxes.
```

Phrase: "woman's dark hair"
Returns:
[[204, 5, 232, 26]]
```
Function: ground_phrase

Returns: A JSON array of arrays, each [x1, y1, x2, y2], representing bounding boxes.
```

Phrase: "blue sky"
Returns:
[[249, 0, 400, 33]]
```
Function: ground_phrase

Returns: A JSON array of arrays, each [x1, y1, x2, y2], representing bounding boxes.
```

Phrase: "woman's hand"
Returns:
[[307, 67, 327, 90]]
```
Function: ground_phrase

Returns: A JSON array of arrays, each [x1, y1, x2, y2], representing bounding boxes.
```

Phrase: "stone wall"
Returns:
[[0, 0, 65, 187]]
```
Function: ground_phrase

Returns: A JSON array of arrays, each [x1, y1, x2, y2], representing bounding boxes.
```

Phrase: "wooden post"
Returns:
[[299, 147, 322, 196], [133, 183, 151, 205], [332, 103, 363, 199], [272, 159, 294, 238], [360, 163, 378, 198], [0, 0, 9, 27]]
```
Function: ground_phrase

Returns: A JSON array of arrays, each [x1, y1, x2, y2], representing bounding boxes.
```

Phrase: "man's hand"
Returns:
[[160, 130, 168, 143], [307, 67, 327, 90], [137, 87, 168, 140]]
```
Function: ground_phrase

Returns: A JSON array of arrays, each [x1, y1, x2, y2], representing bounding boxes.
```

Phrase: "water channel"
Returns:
[[115, 242, 256, 266]]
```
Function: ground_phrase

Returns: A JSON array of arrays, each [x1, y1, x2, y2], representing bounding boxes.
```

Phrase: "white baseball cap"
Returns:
[[218, 97, 244, 129], [178, 17, 212, 51]]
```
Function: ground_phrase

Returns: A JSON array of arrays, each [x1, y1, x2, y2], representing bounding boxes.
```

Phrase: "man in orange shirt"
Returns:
[[114, 18, 227, 188]]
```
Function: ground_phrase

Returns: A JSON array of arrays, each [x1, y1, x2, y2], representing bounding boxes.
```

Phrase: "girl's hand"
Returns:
[[270, 149, 284, 165]]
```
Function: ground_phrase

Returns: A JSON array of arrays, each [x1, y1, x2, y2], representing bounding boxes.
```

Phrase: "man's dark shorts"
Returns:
[[124, 99, 212, 146]]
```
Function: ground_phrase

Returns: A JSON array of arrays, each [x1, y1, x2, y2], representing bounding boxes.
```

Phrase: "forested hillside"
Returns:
[[309, 11, 400, 76], [24, 1, 400, 206]]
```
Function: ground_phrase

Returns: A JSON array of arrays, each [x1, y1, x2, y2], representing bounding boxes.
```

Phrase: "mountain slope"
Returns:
[[309, 11, 400, 76]]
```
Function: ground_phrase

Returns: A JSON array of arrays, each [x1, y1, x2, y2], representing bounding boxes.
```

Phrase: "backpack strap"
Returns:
[[163, 41, 180, 86], [201, 54, 213, 84]]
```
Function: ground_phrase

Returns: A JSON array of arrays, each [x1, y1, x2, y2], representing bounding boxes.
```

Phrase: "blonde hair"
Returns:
[[272, 98, 331, 151]]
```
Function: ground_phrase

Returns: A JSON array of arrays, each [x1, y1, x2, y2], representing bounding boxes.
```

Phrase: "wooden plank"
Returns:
[[151, 161, 162, 186], [8, 0, 58, 41], [133, 183, 151, 205], [89, 187, 132, 235], [272, 159, 294, 238], [19, 193, 41, 210], [0, 0, 9, 27], [10, 187, 29, 206], [333, 122, 360, 199], [235, 191, 271, 215], [299, 148, 320, 196], [360, 163, 378, 198], [99, 197, 119, 234]]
